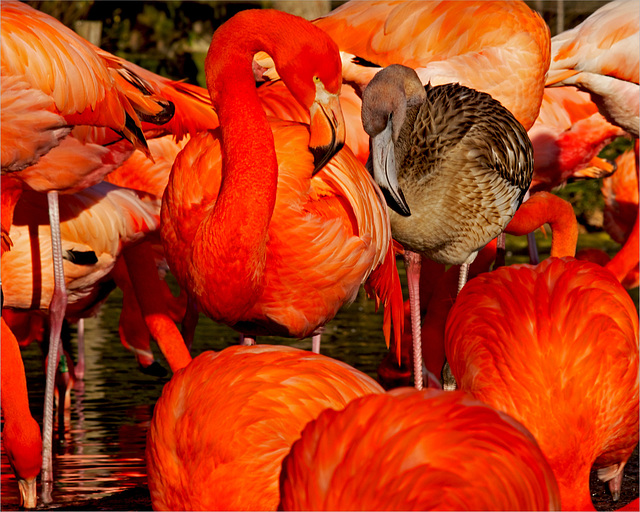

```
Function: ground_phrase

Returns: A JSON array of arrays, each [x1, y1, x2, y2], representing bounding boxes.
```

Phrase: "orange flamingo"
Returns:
[[546, 0, 639, 138], [445, 257, 639, 510], [528, 87, 627, 193], [161, 9, 403, 354], [311, 0, 550, 132], [1, 318, 42, 509], [279, 387, 560, 510], [146, 344, 383, 510], [1, 178, 192, 505]]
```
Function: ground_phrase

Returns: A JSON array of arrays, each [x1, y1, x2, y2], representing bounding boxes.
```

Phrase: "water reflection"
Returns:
[[1, 274, 393, 510]]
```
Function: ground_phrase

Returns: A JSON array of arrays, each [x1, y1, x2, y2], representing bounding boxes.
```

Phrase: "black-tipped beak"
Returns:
[[309, 88, 346, 174], [369, 121, 411, 216]]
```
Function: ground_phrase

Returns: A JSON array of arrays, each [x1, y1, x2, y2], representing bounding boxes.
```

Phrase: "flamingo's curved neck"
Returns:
[[192, 12, 297, 319]]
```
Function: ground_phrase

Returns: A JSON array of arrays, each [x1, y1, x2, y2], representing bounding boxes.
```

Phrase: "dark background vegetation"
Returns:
[[24, 0, 630, 232]]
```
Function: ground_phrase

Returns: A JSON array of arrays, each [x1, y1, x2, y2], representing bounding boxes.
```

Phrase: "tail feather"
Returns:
[[364, 239, 404, 355]]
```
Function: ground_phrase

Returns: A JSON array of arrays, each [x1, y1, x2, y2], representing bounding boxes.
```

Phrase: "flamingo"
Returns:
[[361, 64, 534, 390], [546, 0, 639, 138], [160, 8, 403, 355], [1, 318, 42, 509], [0, 178, 192, 505], [146, 344, 383, 510], [445, 256, 639, 510], [528, 87, 627, 193], [279, 387, 560, 510]]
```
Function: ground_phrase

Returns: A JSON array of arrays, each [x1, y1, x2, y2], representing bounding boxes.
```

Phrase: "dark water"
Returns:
[[1, 242, 639, 511]]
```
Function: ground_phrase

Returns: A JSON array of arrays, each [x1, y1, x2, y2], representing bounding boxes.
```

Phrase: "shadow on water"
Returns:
[[1, 236, 638, 510]]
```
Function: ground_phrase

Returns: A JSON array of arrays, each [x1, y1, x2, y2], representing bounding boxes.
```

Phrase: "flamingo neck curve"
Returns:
[[189, 10, 315, 323]]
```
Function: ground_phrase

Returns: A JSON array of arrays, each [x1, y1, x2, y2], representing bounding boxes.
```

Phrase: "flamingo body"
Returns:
[[161, 9, 402, 346], [2, 182, 159, 314], [546, 0, 639, 136], [529, 87, 627, 193], [163, 122, 393, 339], [445, 257, 639, 510], [146, 344, 383, 510], [279, 388, 561, 511], [313, 0, 550, 131]]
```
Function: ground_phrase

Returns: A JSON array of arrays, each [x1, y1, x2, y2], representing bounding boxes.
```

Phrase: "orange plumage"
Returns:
[[279, 388, 560, 510], [546, 0, 639, 137], [528, 87, 627, 192], [146, 344, 383, 510], [446, 257, 639, 510], [1, 318, 42, 509], [313, 0, 550, 131]]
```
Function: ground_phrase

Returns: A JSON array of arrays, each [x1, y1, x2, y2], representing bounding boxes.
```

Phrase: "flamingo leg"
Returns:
[[240, 334, 256, 346], [181, 296, 199, 352], [403, 250, 424, 391], [444, 254, 479, 391], [41, 190, 68, 503], [521, 191, 540, 265], [527, 232, 540, 264], [311, 326, 324, 354], [495, 232, 506, 268]]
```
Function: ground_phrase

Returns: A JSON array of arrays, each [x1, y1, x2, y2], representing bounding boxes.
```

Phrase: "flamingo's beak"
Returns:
[[309, 81, 345, 174], [18, 477, 37, 509], [368, 118, 411, 217]]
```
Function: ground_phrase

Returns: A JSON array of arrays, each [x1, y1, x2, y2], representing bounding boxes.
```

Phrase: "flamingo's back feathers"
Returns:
[[445, 257, 639, 509], [279, 388, 561, 511], [314, 0, 550, 130], [146, 345, 383, 511], [2, 182, 160, 312]]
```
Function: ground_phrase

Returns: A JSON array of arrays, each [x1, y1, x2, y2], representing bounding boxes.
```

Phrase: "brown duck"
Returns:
[[361, 64, 533, 390]]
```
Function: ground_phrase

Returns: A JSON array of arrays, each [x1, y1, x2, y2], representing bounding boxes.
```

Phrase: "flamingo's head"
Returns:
[[3, 417, 42, 509], [275, 24, 346, 173]]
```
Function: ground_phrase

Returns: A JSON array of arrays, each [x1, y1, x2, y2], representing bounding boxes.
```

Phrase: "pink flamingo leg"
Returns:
[[311, 333, 321, 354], [403, 250, 424, 391], [240, 334, 256, 346], [41, 191, 68, 503], [310, 326, 324, 354]]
